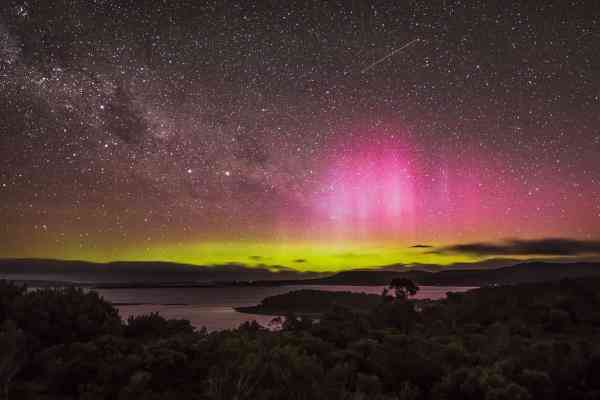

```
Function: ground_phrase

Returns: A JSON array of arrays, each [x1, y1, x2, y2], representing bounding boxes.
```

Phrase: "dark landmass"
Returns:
[[420, 261, 600, 285], [112, 303, 189, 306], [1, 277, 600, 399], [243, 261, 600, 287], [1, 258, 600, 288], [236, 289, 382, 316], [0, 258, 323, 285], [301, 261, 600, 286]]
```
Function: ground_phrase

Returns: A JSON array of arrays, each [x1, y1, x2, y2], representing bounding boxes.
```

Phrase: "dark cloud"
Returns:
[[293, 259, 307, 263], [410, 244, 433, 249], [435, 238, 600, 256]]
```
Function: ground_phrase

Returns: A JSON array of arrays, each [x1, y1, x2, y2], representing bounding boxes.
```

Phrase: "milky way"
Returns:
[[1, 1, 599, 270]]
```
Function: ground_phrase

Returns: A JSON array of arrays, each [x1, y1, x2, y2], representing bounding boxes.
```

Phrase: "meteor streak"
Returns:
[[360, 38, 420, 74]]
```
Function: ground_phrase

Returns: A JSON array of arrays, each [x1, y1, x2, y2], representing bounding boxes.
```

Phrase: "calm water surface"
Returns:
[[95, 285, 475, 331]]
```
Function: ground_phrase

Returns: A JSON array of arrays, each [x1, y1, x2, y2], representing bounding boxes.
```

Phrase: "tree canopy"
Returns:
[[0, 278, 599, 399]]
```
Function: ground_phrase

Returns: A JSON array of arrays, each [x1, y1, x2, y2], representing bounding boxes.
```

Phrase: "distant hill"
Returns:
[[304, 269, 431, 285], [1, 258, 599, 287], [0, 258, 321, 284], [307, 262, 600, 286]]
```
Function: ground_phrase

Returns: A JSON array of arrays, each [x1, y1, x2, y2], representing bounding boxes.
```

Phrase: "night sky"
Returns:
[[1, 1, 599, 270]]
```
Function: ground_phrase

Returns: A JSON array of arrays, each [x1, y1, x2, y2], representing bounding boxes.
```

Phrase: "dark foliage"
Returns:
[[389, 277, 420, 300], [11, 287, 122, 349], [0, 278, 599, 399], [124, 313, 197, 341]]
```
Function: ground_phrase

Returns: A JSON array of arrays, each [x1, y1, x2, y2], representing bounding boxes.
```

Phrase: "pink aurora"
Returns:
[[314, 132, 417, 240]]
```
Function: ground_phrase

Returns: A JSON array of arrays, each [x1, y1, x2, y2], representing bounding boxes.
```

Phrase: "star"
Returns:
[[0, 0, 597, 269]]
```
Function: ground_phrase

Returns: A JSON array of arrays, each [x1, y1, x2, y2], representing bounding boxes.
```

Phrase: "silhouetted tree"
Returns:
[[389, 278, 419, 300], [125, 312, 195, 340]]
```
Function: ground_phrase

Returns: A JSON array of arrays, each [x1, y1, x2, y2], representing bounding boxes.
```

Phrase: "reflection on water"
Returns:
[[95, 285, 475, 331]]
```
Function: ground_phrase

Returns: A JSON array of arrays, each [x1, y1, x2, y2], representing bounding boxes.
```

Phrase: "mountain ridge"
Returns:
[[1, 258, 599, 287]]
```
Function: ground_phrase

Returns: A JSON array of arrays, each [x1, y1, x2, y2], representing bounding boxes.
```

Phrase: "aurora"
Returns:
[[1, 1, 599, 272]]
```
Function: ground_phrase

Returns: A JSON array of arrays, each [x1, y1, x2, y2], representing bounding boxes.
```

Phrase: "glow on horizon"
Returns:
[[27, 240, 480, 272], [4, 122, 597, 270]]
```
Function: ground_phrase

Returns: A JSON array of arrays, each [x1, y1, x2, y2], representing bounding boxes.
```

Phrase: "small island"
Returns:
[[235, 289, 383, 316]]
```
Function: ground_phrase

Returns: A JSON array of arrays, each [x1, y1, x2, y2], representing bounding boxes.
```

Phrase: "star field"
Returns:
[[1, 1, 599, 269]]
